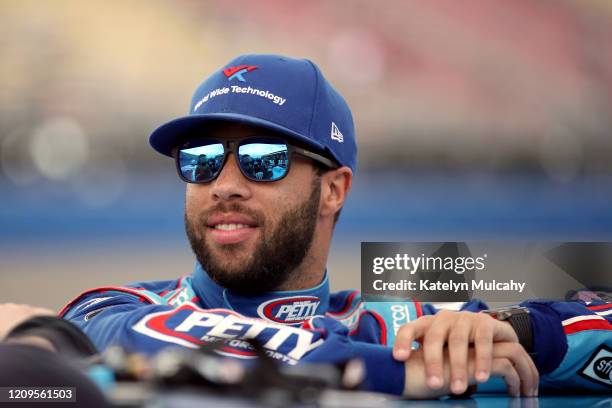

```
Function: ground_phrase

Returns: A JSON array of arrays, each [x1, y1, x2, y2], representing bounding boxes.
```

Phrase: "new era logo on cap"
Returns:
[[331, 122, 344, 143], [223, 65, 258, 82]]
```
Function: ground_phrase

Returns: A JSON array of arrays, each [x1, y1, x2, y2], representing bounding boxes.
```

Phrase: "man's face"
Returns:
[[184, 123, 322, 294]]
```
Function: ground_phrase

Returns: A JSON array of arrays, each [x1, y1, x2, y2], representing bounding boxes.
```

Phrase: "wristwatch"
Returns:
[[482, 306, 533, 354]]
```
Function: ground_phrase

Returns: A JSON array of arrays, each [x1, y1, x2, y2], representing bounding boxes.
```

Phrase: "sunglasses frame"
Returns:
[[173, 136, 338, 184]]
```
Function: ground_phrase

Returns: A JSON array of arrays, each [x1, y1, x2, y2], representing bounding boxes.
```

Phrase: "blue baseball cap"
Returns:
[[149, 54, 357, 172]]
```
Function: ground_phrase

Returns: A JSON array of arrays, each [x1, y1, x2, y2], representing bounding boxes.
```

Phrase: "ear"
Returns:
[[319, 166, 353, 219]]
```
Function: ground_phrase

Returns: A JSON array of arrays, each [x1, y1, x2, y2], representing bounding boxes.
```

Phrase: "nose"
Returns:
[[209, 153, 252, 202]]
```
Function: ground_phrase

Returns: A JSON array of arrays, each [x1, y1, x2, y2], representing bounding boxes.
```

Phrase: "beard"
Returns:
[[185, 179, 321, 295]]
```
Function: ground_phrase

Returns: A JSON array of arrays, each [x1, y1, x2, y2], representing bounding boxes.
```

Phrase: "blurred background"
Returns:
[[1, 0, 611, 309]]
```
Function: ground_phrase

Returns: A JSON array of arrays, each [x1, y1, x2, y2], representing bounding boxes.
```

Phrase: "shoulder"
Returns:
[[59, 276, 192, 318]]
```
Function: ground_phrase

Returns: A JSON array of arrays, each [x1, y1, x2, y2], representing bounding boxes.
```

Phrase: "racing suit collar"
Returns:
[[191, 262, 330, 325]]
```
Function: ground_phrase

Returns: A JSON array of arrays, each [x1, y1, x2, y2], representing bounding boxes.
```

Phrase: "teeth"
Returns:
[[214, 223, 250, 231]]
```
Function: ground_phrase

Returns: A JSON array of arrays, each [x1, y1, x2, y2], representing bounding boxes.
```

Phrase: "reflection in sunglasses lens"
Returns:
[[179, 142, 224, 182], [238, 142, 288, 181]]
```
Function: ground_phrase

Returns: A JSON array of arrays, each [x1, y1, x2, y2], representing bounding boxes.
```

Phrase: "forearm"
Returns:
[[521, 299, 612, 391]]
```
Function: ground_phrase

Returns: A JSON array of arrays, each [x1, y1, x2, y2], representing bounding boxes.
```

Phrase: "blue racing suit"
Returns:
[[60, 262, 612, 395]]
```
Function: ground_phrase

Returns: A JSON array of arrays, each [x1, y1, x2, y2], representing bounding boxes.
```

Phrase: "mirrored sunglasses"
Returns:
[[175, 137, 337, 183]]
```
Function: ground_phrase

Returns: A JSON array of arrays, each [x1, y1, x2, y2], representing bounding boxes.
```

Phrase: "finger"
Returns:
[[529, 350, 539, 397], [510, 345, 534, 397], [493, 343, 538, 397], [517, 348, 537, 397], [491, 357, 520, 397], [423, 313, 453, 389], [523, 345, 539, 397], [393, 316, 433, 360], [448, 315, 472, 394], [473, 314, 494, 382]]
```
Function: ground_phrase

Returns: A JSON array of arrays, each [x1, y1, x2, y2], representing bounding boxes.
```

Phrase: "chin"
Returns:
[[209, 252, 253, 273], [209, 243, 254, 262]]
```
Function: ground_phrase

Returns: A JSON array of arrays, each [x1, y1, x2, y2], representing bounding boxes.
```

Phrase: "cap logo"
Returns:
[[330, 122, 344, 143], [223, 65, 258, 82]]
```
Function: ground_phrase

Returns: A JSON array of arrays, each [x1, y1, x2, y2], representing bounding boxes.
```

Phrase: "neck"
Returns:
[[275, 219, 331, 291], [191, 261, 331, 324]]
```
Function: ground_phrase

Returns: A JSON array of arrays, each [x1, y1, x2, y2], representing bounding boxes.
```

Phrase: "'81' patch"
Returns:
[[579, 345, 612, 388]]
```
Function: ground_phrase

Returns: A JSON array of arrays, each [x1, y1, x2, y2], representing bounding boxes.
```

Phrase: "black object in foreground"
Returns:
[[97, 339, 380, 407]]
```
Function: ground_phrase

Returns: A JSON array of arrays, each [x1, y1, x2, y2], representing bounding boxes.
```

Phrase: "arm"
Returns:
[[64, 289, 524, 397], [523, 299, 612, 392], [4, 295, 527, 398], [1, 303, 96, 357], [0, 303, 54, 340], [61, 289, 407, 395], [394, 299, 612, 395], [0, 303, 57, 351]]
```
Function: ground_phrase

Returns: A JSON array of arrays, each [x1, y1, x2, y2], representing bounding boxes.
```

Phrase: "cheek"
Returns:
[[264, 183, 318, 219], [185, 185, 206, 218]]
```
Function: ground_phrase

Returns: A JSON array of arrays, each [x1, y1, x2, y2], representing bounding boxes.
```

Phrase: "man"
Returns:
[[3, 54, 611, 398]]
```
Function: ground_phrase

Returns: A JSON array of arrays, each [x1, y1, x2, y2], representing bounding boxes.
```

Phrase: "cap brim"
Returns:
[[149, 113, 328, 158]]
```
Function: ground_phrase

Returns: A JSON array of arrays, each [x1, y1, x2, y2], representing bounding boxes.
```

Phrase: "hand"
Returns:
[[393, 310, 538, 396], [403, 342, 539, 399], [0, 303, 55, 341]]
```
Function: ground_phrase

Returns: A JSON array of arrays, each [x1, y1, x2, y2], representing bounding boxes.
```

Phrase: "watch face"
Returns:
[[486, 306, 529, 320], [497, 310, 512, 320]]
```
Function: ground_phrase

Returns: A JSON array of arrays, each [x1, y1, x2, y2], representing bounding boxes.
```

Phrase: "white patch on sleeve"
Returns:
[[579, 345, 612, 387]]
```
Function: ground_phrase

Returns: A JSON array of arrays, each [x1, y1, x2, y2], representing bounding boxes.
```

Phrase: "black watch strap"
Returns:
[[483, 306, 533, 354]]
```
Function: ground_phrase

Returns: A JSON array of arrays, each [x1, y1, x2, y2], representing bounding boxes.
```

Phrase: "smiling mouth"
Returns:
[[202, 209, 262, 246], [212, 223, 255, 231], [205, 215, 260, 246]]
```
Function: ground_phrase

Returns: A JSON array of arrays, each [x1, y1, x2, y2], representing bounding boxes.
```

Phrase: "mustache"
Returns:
[[199, 202, 266, 227]]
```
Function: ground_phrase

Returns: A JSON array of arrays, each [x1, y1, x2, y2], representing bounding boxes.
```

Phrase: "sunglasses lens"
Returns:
[[238, 140, 288, 181], [178, 141, 224, 182]]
